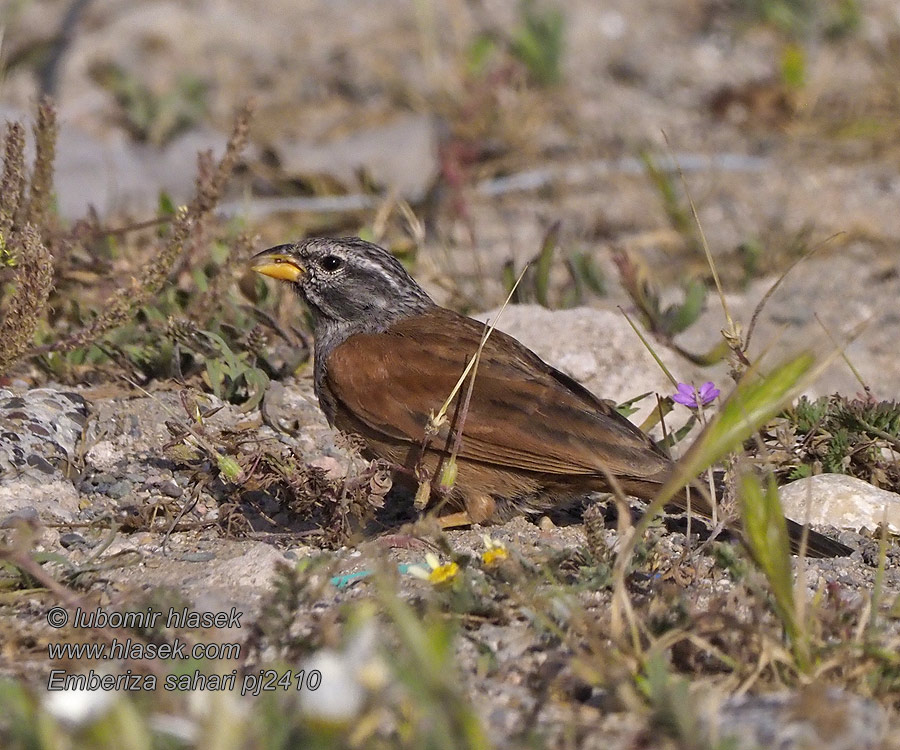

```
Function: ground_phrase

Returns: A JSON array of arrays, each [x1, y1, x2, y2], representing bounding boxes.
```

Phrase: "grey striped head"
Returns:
[[251, 237, 434, 338]]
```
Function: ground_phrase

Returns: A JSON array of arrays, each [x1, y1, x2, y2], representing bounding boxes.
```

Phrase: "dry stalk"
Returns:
[[0, 225, 54, 374], [33, 101, 254, 356]]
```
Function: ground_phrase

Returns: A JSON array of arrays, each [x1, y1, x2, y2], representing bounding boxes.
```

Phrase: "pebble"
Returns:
[[105, 480, 132, 499], [158, 480, 183, 498], [709, 687, 886, 750], [59, 532, 88, 549]]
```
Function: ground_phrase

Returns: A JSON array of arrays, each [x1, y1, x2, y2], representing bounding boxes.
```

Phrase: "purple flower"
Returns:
[[672, 381, 719, 408]]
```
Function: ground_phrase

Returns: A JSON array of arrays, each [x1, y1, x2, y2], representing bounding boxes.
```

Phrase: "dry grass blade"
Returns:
[[814, 311, 871, 396], [0, 225, 54, 374], [618, 304, 679, 387], [661, 131, 738, 344]]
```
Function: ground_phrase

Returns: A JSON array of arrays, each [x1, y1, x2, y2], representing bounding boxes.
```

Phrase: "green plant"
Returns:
[[89, 62, 209, 146], [167, 319, 270, 411], [640, 151, 695, 244], [509, 0, 565, 86], [638, 653, 710, 750], [613, 250, 722, 366], [738, 472, 808, 668], [503, 222, 605, 309], [770, 395, 900, 491], [0, 99, 295, 413], [742, 0, 860, 41]]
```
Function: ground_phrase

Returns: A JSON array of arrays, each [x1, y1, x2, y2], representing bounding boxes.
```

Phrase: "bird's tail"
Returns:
[[784, 517, 852, 558], [620, 474, 852, 559]]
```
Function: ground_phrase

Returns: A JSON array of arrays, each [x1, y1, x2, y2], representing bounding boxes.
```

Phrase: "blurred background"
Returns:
[[2, 0, 900, 394]]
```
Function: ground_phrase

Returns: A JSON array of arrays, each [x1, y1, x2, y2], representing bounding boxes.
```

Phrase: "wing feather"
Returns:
[[325, 308, 671, 480]]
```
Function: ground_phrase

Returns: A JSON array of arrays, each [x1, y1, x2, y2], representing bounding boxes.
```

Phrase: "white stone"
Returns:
[[779, 474, 900, 533]]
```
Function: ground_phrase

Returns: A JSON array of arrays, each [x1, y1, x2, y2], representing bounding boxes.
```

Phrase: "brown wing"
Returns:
[[325, 307, 672, 482]]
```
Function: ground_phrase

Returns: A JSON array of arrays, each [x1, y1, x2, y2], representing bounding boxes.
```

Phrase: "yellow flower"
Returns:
[[410, 553, 459, 585], [481, 535, 509, 566]]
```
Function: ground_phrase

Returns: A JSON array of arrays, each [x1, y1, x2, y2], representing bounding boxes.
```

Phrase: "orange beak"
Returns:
[[250, 248, 305, 283]]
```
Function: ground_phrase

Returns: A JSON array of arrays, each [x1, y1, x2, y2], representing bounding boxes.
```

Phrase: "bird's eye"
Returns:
[[320, 255, 343, 272]]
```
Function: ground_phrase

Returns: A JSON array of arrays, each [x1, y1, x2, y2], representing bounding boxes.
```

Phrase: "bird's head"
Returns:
[[251, 237, 433, 336]]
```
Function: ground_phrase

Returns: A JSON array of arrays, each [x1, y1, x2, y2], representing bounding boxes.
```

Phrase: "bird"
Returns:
[[251, 236, 850, 558]]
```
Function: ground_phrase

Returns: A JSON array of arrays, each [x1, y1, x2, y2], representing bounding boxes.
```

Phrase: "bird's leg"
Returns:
[[436, 493, 496, 529], [465, 493, 496, 524]]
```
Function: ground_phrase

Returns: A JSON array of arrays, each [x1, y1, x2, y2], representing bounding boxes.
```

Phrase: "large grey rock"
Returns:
[[0, 388, 88, 482], [0, 387, 88, 521], [779, 474, 900, 533], [0, 480, 80, 522]]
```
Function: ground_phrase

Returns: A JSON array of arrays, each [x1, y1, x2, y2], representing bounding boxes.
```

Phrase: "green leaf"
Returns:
[[200, 330, 242, 374], [501, 260, 521, 302], [240, 367, 270, 413], [567, 251, 605, 297], [665, 279, 706, 334], [466, 34, 498, 77], [216, 453, 243, 482], [510, 0, 565, 86], [616, 390, 655, 418], [780, 43, 806, 89], [206, 357, 224, 398], [738, 472, 805, 662], [158, 191, 177, 217]]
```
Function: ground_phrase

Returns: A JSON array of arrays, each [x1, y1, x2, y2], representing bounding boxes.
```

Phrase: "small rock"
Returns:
[[309, 456, 345, 480], [779, 474, 900, 533], [83, 441, 126, 471], [158, 480, 183, 498], [26, 455, 56, 475], [181, 542, 290, 591], [59, 532, 88, 549], [105, 480, 133, 499], [0, 388, 89, 483]]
